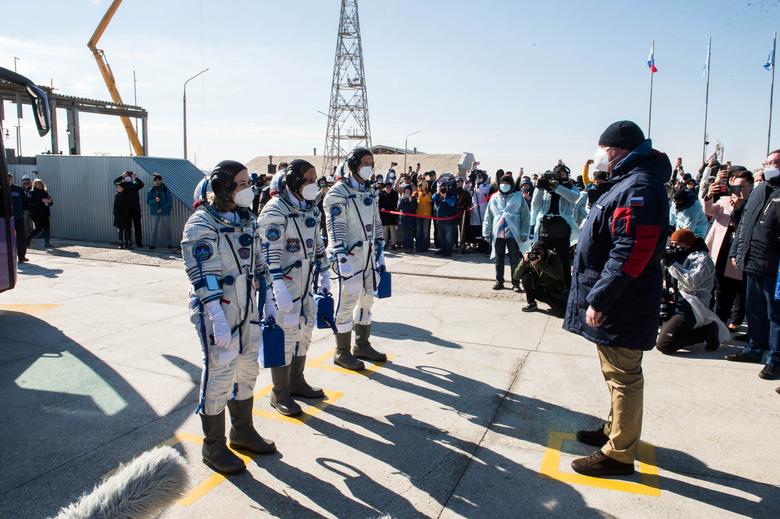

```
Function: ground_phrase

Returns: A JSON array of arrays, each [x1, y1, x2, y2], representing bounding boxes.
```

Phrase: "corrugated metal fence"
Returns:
[[10, 155, 204, 245]]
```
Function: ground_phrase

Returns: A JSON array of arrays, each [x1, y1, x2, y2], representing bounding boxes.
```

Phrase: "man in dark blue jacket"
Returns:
[[114, 171, 144, 247], [146, 173, 174, 249], [7, 173, 30, 263], [725, 149, 780, 380], [432, 179, 458, 257], [564, 121, 671, 477]]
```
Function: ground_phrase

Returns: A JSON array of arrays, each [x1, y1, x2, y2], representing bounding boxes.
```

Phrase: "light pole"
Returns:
[[183, 67, 209, 161], [13, 57, 21, 158], [403, 130, 422, 175]]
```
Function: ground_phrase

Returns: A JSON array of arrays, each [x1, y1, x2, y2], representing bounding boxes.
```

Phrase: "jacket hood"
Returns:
[[611, 139, 672, 184], [673, 188, 697, 210]]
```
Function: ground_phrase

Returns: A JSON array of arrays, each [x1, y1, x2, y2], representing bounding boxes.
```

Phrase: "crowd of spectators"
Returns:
[[343, 142, 780, 394], [6, 173, 54, 264]]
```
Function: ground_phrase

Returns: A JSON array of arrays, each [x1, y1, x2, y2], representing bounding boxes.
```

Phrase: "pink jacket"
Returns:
[[704, 197, 742, 280]]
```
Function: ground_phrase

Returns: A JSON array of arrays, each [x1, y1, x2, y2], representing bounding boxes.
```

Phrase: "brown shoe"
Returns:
[[571, 451, 634, 477]]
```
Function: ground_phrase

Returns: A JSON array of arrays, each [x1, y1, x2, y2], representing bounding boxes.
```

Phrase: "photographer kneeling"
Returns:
[[530, 163, 580, 285], [513, 241, 568, 317], [656, 229, 730, 354]]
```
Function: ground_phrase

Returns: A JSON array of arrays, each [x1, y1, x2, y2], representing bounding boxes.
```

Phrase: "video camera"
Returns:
[[535, 171, 558, 192], [659, 244, 689, 322]]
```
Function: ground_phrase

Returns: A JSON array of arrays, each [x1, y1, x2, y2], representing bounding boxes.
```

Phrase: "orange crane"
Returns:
[[87, 0, 145, 156]]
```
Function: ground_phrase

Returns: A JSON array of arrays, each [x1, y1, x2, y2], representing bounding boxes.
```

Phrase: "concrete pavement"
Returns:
[[0, 240, 777, 518]]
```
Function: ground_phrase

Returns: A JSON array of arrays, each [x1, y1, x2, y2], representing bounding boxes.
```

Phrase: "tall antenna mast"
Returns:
[[323, 0, 372, 176]]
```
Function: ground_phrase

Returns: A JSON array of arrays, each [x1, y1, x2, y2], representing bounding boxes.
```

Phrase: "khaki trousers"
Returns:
[[597, 344, 644, 464]]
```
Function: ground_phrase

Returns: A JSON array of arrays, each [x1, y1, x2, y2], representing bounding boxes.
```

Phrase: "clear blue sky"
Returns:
[[2, 0, 778, 174]]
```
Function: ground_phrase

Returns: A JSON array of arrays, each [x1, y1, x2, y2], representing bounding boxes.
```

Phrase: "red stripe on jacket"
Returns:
[[623, 224, 661, 278], [612, 207, 632, 235]]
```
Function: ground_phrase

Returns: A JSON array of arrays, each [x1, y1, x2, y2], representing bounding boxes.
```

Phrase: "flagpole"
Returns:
[[648, 40, 655, 138], [768, 32, 777, 156], [702, 36, 712, 165]]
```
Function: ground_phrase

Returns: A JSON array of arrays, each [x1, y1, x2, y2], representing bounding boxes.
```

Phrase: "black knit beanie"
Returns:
[[598, 121, 645, 150]]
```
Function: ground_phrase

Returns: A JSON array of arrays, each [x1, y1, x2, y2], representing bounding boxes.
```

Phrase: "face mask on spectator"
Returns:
[[764, 167, 780, 183], [499, 183, 512, 193]]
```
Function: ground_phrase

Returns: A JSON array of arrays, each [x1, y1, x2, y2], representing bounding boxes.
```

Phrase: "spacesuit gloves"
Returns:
[[318, 268, 331, 294], [272, 278, 295, 313], [205, 300, 232, 348]]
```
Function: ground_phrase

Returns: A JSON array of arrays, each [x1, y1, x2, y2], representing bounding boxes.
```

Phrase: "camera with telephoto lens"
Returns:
[[535, 171, 558, 192], [663, 244, 686, 267], [526, 251, 539, 262]]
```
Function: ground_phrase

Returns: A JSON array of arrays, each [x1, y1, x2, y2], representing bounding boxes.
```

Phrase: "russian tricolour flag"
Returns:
[[647, 46, 658, 73]]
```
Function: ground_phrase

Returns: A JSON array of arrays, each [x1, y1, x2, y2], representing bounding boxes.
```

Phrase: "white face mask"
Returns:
[[301, 182, 319, 201], [233, 186, 254, 207], [499, 184, 512, 193], [764, 167, 780, 183], [357, 165, 374, 180], [592, 147, 610, 172]]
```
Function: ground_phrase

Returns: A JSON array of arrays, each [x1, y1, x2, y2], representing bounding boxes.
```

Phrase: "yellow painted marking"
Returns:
[[149, 386, 344, 508], [252, 389, 345, 424], [178, 446, 255, 507], [0, 303, 60, 316], [540, 432, 660, 496], [253, 384, 273, 398], [127, 348, 392, 508], [308, 349, 394, 376], [135, 429, 257, 507]]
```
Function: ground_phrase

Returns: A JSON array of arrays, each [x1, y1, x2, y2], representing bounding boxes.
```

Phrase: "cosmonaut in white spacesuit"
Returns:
[[182, 160, 276, 474], [323, 148, 388, 371]]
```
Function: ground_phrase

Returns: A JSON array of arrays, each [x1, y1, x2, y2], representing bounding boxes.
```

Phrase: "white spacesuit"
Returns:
[[183, 205, 264, 415], [182, 159, 275, 475], [257, 159, 331, 416], [323, 148, 388, 371]]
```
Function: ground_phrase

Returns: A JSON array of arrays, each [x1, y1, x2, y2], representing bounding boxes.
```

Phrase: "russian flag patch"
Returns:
[[629, 196, 644, 207]]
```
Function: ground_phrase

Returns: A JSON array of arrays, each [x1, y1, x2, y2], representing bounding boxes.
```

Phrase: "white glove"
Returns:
[[318, 268, 331, 294], [272, 278, 294, 313], [336, 254, 353, 278], [205, 300, 232, 348]]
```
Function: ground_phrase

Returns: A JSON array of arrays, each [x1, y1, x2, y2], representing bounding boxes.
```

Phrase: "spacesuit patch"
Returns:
[[266, 226, 281, 241], [193, 241, 213, 261], [286, 239, 301, 253]]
